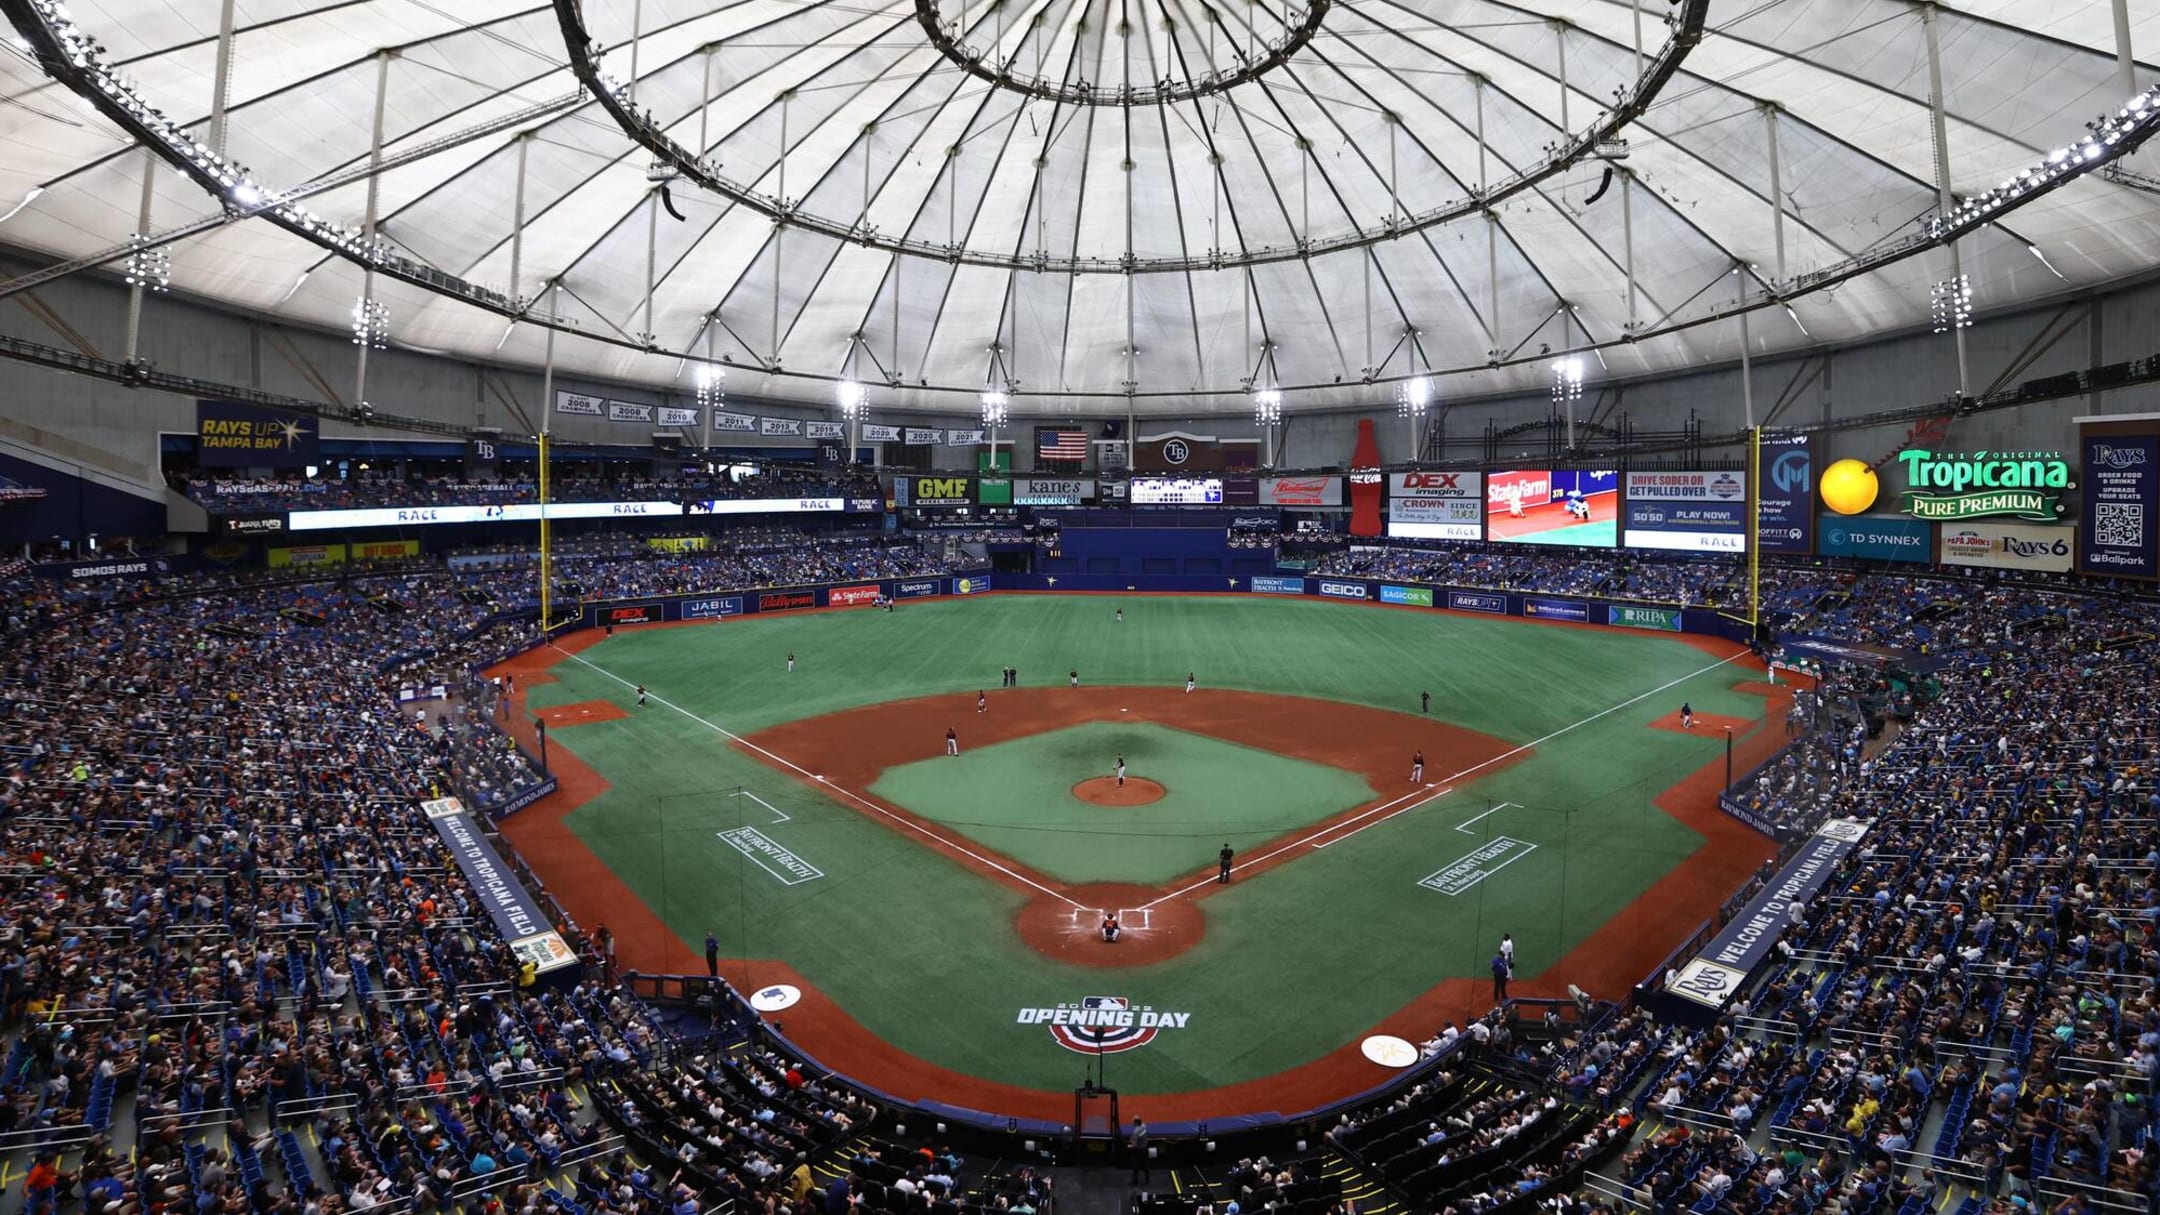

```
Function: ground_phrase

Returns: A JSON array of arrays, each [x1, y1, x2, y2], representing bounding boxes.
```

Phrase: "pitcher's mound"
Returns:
[[1072, 776, 1166, 807]]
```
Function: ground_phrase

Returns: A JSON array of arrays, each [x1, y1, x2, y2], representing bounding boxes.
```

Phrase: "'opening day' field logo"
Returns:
[[1019, 996, 1191, 1053]]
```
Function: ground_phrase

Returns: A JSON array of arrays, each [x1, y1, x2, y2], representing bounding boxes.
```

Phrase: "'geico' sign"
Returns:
[[1318, 580, 1369, 600]]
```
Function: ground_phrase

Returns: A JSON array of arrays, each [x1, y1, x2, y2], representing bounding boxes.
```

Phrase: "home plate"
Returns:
[[1361, 1035, 1420, 1068]]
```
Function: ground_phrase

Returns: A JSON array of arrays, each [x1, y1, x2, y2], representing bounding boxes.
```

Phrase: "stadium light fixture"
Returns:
[[695, 364, 725, 413], [1929, 274, 1972, 333], [979, 391, 1009, 427], [835, 378, 867, 418], [351, 296, 389, 348], [123, 234, 169, 293], [1252, 387, 1283, 426], [1396, 375, 1432, 418], [1550, 355, 1585, 405]]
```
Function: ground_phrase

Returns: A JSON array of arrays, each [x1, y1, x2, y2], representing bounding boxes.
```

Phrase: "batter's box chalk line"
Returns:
[[1065, 907, 1156, 932]]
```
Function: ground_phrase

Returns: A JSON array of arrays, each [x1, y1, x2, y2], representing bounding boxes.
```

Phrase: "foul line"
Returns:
[[1141, 650, 1745, 909], [1313, 786, 1454, 849], [554, 646, 1084, 908]]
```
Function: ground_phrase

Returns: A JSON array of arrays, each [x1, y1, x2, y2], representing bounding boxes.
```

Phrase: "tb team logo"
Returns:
[[1019, 996, 1192, 1054]]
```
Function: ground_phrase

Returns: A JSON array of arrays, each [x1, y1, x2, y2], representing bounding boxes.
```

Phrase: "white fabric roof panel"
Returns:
[[0, 0, 2155, 415]]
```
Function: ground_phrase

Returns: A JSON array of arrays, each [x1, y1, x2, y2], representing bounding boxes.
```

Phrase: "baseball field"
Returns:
[[494, 592, 1784, 1121]]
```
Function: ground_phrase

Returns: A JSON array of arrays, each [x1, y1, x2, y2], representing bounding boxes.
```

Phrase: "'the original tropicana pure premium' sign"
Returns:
[[1897, 449, 2073, 521]]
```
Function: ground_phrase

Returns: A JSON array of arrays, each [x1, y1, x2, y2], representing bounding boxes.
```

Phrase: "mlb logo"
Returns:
[[1082, 996, 1128, 1011]]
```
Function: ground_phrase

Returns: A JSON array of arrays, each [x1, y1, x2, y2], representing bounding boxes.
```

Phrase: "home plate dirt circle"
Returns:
[[1071, 776, 1167, 807], [1015, 883, 1205, 967]]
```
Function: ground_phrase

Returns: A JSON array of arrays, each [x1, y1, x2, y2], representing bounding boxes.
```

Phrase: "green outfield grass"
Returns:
[[1501, 519, 1619, 546], [527, 594, 1765, 1094], [870, 722, 1377, 885]]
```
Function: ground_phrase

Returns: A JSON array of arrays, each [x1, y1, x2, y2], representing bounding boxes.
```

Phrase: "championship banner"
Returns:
[[1622, 471, 1748, 553], [1388, 471, 1482, 541], [947, 428, 987, 445], [762, 417, 805, 437], [1667, 818, 1868, 1009], [1260, 475, 1342, 508], [864, 424, 903, 442], [807, 421, 848, 440], [712, 411, 757, 433], [1757, 434, 1816, 554], [195, 401, 319, 468], [905, 428, 943, 445], [554, 391, 605, 417], [1136, 432, 1222, 472], [420, 797, 578, 969], [2078, 416, 2159, 580], [1940, 520, 2075, 572], [658, 407, 700, 428], [608, 401, 654, 423]]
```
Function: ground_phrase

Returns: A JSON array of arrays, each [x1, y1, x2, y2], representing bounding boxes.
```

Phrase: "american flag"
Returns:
[[1037, 428, 1090, 461]]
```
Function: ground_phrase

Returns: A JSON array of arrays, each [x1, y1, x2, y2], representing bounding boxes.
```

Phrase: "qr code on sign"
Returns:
[[2096, 502, 2145, 548]]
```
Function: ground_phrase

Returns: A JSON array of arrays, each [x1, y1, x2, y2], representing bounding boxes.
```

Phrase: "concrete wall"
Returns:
[[5, 247, 2158, 481]]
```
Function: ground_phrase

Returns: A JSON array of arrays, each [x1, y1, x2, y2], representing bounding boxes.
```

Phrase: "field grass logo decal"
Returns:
[[1020, 996, 1191, 1053]]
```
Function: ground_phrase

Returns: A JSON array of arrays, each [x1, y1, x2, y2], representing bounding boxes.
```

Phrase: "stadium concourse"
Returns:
[[0, 529, 2154, 1214]]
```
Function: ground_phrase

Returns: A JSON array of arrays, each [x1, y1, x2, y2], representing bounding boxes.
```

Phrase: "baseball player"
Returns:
[[1184, 672, 1196, 694], [1069, 669, 1080, 688], [977, 691, 986, 714], [1565, 487, 1591, 519], [1115, 607, 1124, 622], [636, 685, 648, 707], [1421, 690, 1431, 714], [945, 727, 959, 756], [1680, 701, 1694, 729], [1218, 844, 1234, 884], [1411, 750, 1424, 783], [787, 651, 796, 673], [1115, 755, 1126, 787], [1101, 911, 1121, 943]]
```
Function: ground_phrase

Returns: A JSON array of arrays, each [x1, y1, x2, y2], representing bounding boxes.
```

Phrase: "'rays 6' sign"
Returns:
[[1019, 996, 1192, 1054]]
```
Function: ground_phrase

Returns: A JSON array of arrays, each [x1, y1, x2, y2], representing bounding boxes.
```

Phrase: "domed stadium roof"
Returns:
[[2, 0, 2156, 415]]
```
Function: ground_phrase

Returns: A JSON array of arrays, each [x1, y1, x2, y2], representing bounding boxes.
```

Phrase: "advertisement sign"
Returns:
[[976, 451, 1012, 506], [1379, 585, 1434, 607], [895, 578, 944, 599], [951, 575, 991, 595], [288, 498, 843, 530], [352, 539, 420, 560], [1349, 419, 1384, 537], [1897, 450, 2072, 521], [1016, 479, 1095, 506], [1939, 521, 2076, 572], [1249, 575, 1305, 595], [1447, 591, 1507, 614], [1758, 434, 1816, 554], [1668, 819, 1868, 1008], [2080, 426, 2158, 579], [1317, 580, 1369, 600], [608, 401, 654, 423], [1608, 605, 1682, 631], [712, 411, 757, 433], [220, 514, 286, 537], [1818, 515, 1932, 563], [553, 391, 605, 417], [1260, 476, 1343, 508], [1131, 477, 1224, 505], [759, 591, 815, 612], [1224, 476, 1260, 506], [682, 596, 744, 619], [496, 778, 560, 820], [893, 476, 972, 508], [1522, 596, 1589, 622], [601, 602, 664, 625], [828, 584, 883, 607], [36, 557, 170, 581], [1388, 471, 1483, 541], [422, 797, 577, 968], [195, 400, 319, 468], [1488, 469, 1616, 546], [268, 544, 345, 567], [658, 406, 700, 428], [1623, 471, 1749, 553], [761, 417, 805, 437]]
